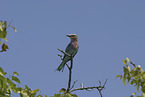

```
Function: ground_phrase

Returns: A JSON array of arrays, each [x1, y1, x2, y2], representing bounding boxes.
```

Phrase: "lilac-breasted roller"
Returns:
[[57, 34, 78, 71]]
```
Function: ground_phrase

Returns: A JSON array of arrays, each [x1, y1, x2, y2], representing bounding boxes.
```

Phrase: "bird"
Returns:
[[57, 34, 79, 71]]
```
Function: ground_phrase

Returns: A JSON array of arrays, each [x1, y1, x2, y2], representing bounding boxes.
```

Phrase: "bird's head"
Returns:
[[66, 34, 78, 41]]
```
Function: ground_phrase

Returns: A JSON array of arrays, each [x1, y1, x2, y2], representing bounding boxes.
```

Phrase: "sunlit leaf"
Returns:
[[17, 87, 23, 92], [10, 26, 17, 32], [0, 21, 3, 31], [0, 67, 7, 76], [124, 66, 129, 77], [25, 85, 29, 90], [123, 60, 128, 67], [142, 93, 145, 97], [59, 88, 66, 93], [64, 93, 72, 97], [31, 89, 40, 93], [130, 79, 137, 85], [127, 74, 131, 83], [2, 38, 8, 41], [71, 94, 78, 97], [53, 94, 62, 97], [0, 74, 6, 81], [116, 75, 122, 79], [132, 93, 136, 95], [0, 30, 7, 38], [137, 84, 140, 93], [37, 95, 42, 97], [12, 76, 20, 84], [123, 77, 126, 86], [21, 92, 29, 97], [126, 57, 130, 62], [7, 78, 16, 89], [45, 95, 48, 97], [13, 72, 19, 76]]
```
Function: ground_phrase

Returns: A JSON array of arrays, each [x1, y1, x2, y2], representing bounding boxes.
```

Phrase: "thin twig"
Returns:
[[70, 80, 78, 90], [70, 79, 107, 97], [70, 86, 99, 92], [58, 49, 71, 57]]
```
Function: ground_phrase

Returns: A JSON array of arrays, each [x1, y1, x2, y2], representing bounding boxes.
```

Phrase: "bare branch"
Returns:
[[57, 49, 71, 57], [70, 80, 78, 90], [69, 79, 107, 97]]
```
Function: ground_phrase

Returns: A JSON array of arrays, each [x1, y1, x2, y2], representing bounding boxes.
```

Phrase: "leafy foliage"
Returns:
[[0, 20, 16, 52], [0, 20, 47, 97], [0, 66, 47, 97], [117, 57, 145, 97]]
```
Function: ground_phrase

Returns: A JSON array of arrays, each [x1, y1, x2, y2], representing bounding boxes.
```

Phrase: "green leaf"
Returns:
[[116, 75, 122, 79], [132, 93, 136, 95], [10, 26, 17, 32], [31, 89, 40, 93], [1, 43, 9, 52], [17, 87, 23, 92], [0, 21, 3, 31], [71, 94, 78, 97], [7, 78, 16, 89], [126, 57, 130, 62], [37, 95, 42, 97], [142, 85, 145, 93], [25, 85, 29, 90], [123, 77, 126, 86], [64, 93, 72, 97], [127, 74, 131, 83], [142, 93, 145, 97], [2, 38, 8, 41], [0, 75, 6, 88], [59, 88, 66, 93], [130, 79, 137, 85], [123, 66, 129, 77], [53, 94, 62, 97], [12, 76, 20, 84], [123, 60, 128, 67], [4, 21, 7, 27], [0, 30, 7, 38], [21, 92, 29, 97], [0, 67, 7, 75], [13, 72, 19, 76], [137, 84, 140, 93], [45, 95, 48, 97]]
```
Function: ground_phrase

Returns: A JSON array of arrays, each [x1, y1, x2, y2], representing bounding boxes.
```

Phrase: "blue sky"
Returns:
[[0, 0, 145, 97]]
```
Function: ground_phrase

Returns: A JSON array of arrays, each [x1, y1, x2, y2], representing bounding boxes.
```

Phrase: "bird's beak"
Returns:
[[66, 34, 71, 37]]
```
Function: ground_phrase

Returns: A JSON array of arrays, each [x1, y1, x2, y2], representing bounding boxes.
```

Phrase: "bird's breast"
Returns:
[[70, 41, 78, 50]]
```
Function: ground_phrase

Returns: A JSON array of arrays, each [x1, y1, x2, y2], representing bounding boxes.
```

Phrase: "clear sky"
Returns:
[[0, 0, 145, 97]]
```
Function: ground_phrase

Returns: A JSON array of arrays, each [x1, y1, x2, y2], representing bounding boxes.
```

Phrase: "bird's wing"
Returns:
[[65, 43, 71, 53]]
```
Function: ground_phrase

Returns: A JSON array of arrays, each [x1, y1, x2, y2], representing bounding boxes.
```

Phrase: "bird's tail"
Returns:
[[56, 61, 66, 71]]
